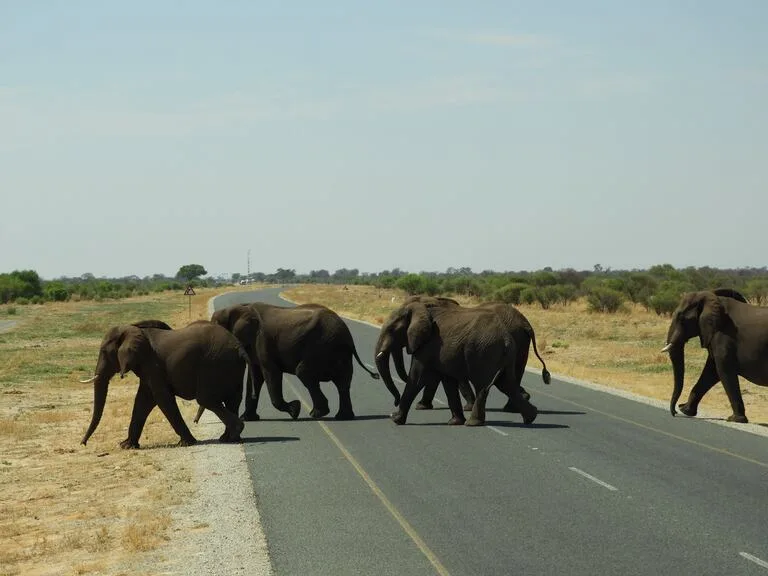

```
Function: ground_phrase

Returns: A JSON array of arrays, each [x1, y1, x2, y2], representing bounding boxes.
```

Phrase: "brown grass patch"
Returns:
[[282, 284, 768, 425], [0, 285, 240, 576]]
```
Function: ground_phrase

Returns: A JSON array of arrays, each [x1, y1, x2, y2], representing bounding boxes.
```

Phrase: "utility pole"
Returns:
[[247, 249, 251, 282]]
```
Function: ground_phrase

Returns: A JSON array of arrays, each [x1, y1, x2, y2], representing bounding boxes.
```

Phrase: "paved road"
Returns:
[[213, 288, 768, 576]]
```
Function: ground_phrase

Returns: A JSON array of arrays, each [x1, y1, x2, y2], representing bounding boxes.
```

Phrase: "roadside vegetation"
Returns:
[[0, 284, 261, 576]]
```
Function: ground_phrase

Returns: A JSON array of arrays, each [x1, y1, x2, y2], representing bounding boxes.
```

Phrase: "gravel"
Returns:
[[161, 411, 274, 576], [150, 297, 273, 575]]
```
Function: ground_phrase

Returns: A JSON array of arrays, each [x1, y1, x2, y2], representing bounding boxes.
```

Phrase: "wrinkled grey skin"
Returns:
[[80, 321, 254, 449], [378, 300, 538, 427], [375, 296, 549, 412], [663, 288, 768, 423], [211, 302, 379, 421]]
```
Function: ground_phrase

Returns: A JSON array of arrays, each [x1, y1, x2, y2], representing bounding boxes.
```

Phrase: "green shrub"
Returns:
[[6, 306, 17, 315], [492, 283, 530, 305], [30, 296, 43, 305], [586, 287, 625, 313], [15, 297, 30, 305], [649, 290, 681, 316]]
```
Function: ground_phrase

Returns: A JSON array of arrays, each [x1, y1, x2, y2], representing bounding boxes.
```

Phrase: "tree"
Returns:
[[176, 264, 207, 282]]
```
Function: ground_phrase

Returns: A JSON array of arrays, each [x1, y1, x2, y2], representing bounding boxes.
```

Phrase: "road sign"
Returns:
[[184, 285, 196, 296]]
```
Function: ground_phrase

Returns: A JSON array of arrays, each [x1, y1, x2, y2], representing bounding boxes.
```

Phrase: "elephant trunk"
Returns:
[[667, 344, 685, 417], [81, 374, 110, 445], [374, 347, 401, 407], [391, 346, 410, 384]]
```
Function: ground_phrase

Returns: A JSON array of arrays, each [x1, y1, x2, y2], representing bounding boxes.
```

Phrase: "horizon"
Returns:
[[2, 2, 766, 278]]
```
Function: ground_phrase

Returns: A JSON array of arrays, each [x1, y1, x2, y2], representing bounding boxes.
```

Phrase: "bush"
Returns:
[[30, 296, 43, 305], [395, 274, 426, 295], [6, 306, 17, 315], [491, 283, 530, 305], [15, 297, 29, 305], [649, 290, 681, 316], [586, 287, 625, 313], [520, 287, 536, 305]]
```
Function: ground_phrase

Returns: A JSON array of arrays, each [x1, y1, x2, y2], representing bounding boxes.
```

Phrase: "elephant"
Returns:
[[374, 296, 549, 412], [79, 320, 256, 448], [378, 299, 538, 426], [662, 288, 768, 423], [210, 301, 380, 421]]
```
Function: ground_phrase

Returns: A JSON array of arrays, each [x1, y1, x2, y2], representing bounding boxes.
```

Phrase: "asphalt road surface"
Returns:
[[213, 288, 768, 576]]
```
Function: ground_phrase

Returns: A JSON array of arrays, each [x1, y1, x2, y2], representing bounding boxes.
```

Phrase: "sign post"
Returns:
[[184, 285, 196, 320]]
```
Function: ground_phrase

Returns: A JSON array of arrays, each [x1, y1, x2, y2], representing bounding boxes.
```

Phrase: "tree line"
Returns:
[[3, 264, 768, 316], [241, 264, 768, 316]]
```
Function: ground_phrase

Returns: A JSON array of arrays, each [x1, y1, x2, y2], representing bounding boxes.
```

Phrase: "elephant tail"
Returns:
[[352, 345, 380, 380], [527, 325, 551, 385]]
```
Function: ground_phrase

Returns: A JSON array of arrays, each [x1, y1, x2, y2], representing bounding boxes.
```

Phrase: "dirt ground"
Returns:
[[0, 285, 260, 576]]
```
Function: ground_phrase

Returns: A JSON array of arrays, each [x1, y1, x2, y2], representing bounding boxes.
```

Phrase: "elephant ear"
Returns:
[[117, 326, 147, 378], [406, 303, 433, 354], [698, 292, 725, 349]]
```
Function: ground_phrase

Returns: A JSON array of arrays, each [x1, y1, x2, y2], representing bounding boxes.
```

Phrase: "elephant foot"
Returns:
[[390, 410, 407, 425], [522, 405, 538, 425], [241, 407, 260, 422], [119, 438, 140, 450], [176, 436, 198, 447], [219, 431, 243, 443], [334, 409, 356, 421], [309, 405, 330, 419], [447, 415, 466, 426], [287, 400, 301, 420], [465, 416, 485, 427], [727, 413, 749, 424], [520, 388, 531, 401], [415, 401, 433, 410], [501, 400, 522, 414], [677, 402, 697, 417]]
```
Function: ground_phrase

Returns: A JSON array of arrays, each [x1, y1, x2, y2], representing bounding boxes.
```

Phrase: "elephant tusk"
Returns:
[[376, 352, 385, 359], [79, 374, 98, 383], [660, 343, 672, 353]]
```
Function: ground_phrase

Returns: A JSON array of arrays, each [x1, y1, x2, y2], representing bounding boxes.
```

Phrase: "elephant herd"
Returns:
[[78, 288, 768, 449]]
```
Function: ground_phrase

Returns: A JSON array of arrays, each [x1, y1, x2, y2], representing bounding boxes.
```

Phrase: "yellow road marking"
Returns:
[[286, 381, 451, 576], [536, 389, 768, 469]]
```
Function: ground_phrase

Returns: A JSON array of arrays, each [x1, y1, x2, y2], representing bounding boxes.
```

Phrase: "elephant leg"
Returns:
[[714, 357, 748, 423], [148, 378, 197, 447], [242, 367, 265, 422], [442, 376, 466, 425], [120, 379, 156, 449], [330, 360, 355, 421], [459, 379, 476, 411], [391, 365, 434, 425], [263, 367, 301, 420], [295, 363, 330, 419], [415, 365, 438, 410], [503, 344, 531, 411], [197, 388, 244, 443], [678, 355, 720, 417]]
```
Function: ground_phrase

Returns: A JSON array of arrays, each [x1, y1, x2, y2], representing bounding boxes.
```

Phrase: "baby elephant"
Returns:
[[79, 320, 256, 449]]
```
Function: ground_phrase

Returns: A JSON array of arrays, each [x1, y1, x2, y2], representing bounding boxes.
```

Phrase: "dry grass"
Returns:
[[0, 284, 254, 576], [282, 284, 768, 425]]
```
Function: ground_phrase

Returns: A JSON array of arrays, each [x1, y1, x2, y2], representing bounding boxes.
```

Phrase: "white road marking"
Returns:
[[487, 426, 508, 437], [568, 467, 618, 492], [740, 552, 768, 570]]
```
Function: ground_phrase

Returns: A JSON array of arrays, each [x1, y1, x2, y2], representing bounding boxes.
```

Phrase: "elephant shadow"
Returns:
[[135, 436, 300, 449], [253, 414, 392, 423], [486, 408, 586, 416], [406, 421, 570, 430]]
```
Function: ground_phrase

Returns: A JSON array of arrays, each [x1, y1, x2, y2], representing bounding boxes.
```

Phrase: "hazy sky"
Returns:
[[1, 1, 766, 279]]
